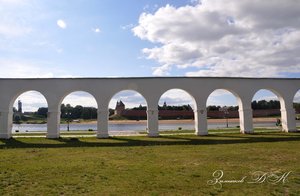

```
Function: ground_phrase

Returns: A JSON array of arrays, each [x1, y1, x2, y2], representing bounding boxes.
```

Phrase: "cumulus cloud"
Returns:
[[133, 0, 300, 77], [57, 19, 67, 29]]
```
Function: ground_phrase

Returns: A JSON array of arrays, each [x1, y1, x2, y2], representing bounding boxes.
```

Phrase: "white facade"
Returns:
[[0, 77, 299, 139]]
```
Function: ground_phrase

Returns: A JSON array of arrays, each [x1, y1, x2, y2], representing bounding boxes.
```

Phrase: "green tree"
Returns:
[[37, 107, 48, 117]]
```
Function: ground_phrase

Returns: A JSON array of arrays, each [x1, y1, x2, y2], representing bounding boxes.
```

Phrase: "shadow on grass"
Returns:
[[1, 132, 300, 149]]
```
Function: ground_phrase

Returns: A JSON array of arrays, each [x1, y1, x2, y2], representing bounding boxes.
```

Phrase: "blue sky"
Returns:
[[1, 0, 195, 77], [1, 0, 300, 111]]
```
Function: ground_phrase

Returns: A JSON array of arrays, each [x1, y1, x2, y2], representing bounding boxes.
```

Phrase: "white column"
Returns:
[[194, 108, 208, 136], [47, 111, 61, 138], [281, 107, 297, 132], [0, 110, 13, 139], [239, 108, 253, 134], [147, 109, 159, 137], [97, 109, 109, 138]]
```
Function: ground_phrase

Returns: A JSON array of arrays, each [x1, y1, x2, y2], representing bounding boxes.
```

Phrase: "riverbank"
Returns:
[[67, 117, 280, 125]]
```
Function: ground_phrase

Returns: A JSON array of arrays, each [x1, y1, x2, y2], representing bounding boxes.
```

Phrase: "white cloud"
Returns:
[[62, 92, 97, 108], [57, 19, 67, 29], [109, 91, 147, 109], [0, 0, 33, 38], [109, 89, 196, 109], [56, 48, 63, 53], [159, 89, 194, 107], [294, 91, 300, 103], [0, 0, 28, 5], [207, 89, 238, 106], [152, 64, 171, 76], [121, 24, 134, 30], [0, 59, 67, 78], [13, 91, 47, 112], [0, 23, 32, 38], [252, 89, 278, 101], [133, 0, 300, 77], [93, 28, 101, 33]]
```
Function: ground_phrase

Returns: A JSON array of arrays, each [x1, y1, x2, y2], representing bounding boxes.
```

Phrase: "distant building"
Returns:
[[18, 100, 22, 113], [112, 100, 284, 120], [115, 100, 125, 115], [113, 100, 194, 120], [163, 101, 167, 109]]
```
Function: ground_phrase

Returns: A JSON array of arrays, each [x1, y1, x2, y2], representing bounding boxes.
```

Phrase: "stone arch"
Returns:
[[157, 88, 197, 135], [206, 89, 241, 132], [58, 91, 98, 133], [9, 90, 48, 136], [251, 89, 284, 131], [108, 90, 148, 135]]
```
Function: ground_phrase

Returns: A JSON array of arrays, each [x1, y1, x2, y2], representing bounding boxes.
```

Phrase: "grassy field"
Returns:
[[1, 132, 300, 195]]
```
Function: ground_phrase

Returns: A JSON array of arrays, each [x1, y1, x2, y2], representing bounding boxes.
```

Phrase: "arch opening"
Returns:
[[293, 90, 300, 130], [251, 89, 282, 131], [206, 89, 240, 133], [11, 90, 48, 136], [158, 89, 196, 134], [59, 91, 98, 133], [108, 90, 148, 135]]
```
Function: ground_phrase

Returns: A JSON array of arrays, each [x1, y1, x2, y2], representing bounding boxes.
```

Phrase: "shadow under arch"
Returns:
[[251, 89, 283, 130], [157, 88, 197, 134], [58, 91, 99, 132], [206, 89, 241, 131], [9, 90, 49, 136]]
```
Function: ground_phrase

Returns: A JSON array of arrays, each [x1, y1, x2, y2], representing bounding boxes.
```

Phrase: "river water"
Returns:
[[12, 121, 295, 134]]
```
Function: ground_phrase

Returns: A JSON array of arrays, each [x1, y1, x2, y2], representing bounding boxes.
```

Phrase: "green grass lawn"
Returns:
[[1, 132, 300, 195]]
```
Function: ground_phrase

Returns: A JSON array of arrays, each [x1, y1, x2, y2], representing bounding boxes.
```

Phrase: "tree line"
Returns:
[[155, 100, 284, 111], [207, 100, 284, 111], [16, 100, 298, 120], [131, 104, 193, 111], [35, 104, 97, 120]]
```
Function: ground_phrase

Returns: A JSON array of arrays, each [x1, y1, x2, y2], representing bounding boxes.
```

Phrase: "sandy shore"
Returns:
[[71, 117, 279, 125]]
